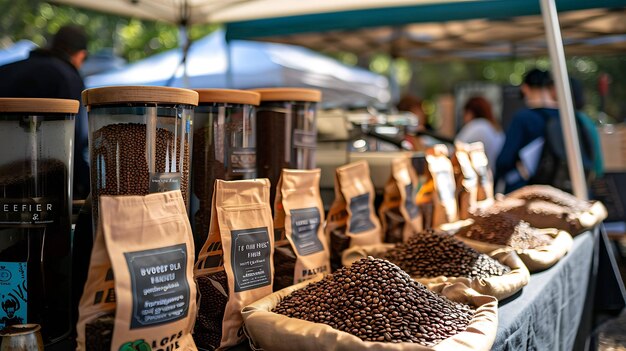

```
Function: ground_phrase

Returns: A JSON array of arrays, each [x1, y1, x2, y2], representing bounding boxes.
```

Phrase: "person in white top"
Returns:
[[455, 96, 504, 172]]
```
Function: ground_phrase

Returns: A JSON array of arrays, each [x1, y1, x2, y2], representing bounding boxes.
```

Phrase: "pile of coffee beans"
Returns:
[[194, 270, 229, 350], [85, 313, 114, 351], [273, 257, 475, 346], [274, 242, 298, 291], [91, 123, 189, 217], [507, 185, 591, 212], [383, 229, 511, 279], [459, 213, 553, 249]]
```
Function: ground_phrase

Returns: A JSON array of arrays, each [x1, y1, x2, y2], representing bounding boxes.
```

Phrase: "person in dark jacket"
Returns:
[[495, 69, 558, 192], [0, 25, 90, 199]]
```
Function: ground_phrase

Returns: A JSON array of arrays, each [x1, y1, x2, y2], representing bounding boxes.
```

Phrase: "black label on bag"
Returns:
[[348, 193, 375, 233], [293, 129, 316, 149], [404, 184, 420, 219], [231, 227, 271, 292], [230, 148, 256, 174], [124, 244, 190, 329], [290, 207, 324, 256], [149, 173, 181, 193], [0, 198, 56, 226]]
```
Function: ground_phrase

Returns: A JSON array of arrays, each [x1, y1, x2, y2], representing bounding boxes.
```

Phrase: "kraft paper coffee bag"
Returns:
[[454, 142, 479, 220], [426, 145, 459, 227], [379, 157, 423, 243], [469, 142, 495, 206], [76, 191, 197, 351], [194, 179, 274, 350], [325, 160, 382, 271], [273, 169, 331, 291]]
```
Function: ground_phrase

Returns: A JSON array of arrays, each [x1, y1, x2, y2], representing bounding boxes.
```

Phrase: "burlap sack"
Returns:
[[273, 169, 331, 291], [326, 160, 382, 270], [342, 245, 529, 301], [426, 145, 459, 227], [468, 142, 495, 207], [453, 142, 479, 220], [194, 179, 274, 350], [76, 191, 197, 351], [379, 157, 423, 243], [502, 185, 608, 234], [241, 276, 498, 351], [455, 228, 573, 272]]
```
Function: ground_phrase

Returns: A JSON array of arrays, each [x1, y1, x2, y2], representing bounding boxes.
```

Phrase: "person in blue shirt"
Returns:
[[495, 69, 558, 192]]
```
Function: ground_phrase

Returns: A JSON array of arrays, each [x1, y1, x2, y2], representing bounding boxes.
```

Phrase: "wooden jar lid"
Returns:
[[0, 98, 79, 114], [82, 86, 199, 106], [195, 89, 260, 106], [251, 88, 322, 102]]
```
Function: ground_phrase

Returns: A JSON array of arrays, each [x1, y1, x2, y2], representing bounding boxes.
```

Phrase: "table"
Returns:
[[230, 226, 625, 351], [494, 226, 625, 350]]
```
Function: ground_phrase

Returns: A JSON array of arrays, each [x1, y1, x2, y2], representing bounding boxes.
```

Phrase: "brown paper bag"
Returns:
[[468, 142, 495, 206], [426, 145, 459, 227], [273, 169, 331, 291], [76, 191, 197, 351], [241, 276, 498, 351], [379, 157, 423, 243], [194, 179, 274, 350], [454, 142, 479, 220], [325, 160, 382, 271], [342, 245, 529, 301]]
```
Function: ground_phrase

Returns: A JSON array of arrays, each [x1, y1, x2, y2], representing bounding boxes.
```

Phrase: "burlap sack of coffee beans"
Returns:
[[379, 157, 423, 243], [502, 185, 608, 235], [325, 161, 382, 271], [342, 230, 529, 300], [455, 213, 573, 272], [194, 179, 274, 350], [242, 257, 497, 351]]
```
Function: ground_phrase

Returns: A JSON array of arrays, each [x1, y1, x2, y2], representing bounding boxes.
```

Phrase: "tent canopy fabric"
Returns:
[[84, 30, 390, 107]]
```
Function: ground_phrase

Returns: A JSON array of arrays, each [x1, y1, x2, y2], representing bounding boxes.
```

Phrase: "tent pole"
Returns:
[[226, 38, 234, 88], [539, 0, 588, 200]]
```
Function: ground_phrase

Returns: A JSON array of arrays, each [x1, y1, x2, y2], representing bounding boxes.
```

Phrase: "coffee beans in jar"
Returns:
[[273, 257, 475, 346], [83, 86, 198, 223], [253, 88, 321, 207], [383, 229, 511, 279], [190, 89, 260, 254], [194, 270, 229, 350], [459, 213, 553, 249]]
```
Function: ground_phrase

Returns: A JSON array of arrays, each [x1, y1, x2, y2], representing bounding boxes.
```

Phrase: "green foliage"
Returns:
[[0, 0, 218, 62]]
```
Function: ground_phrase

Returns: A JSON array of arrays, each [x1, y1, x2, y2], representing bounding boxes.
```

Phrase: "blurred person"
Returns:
[[455, 96, 504, 172], [551, 78, 604, 179], [397, 94, 433, 132], [495, 68, 558, 192], [0, 25, 90, 199]]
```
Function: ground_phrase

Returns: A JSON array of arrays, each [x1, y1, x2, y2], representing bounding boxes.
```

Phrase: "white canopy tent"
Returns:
[[84, 30, 391, 107], [50, 0, 625, 198]]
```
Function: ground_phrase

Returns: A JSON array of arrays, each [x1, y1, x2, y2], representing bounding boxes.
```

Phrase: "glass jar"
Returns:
[[253, 88, 321, 206], [190, 89, 260, 253], [83, 86, 198, 223], [0, 98, 77, 345]]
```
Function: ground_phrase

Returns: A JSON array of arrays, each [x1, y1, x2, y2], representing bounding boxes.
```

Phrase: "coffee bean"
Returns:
[[273, 257, 475, 346], [91, 123, 190, 219], [383, 229, 510, 279], [85, 313, 114, 351], [458, 210, 553, 250], [194, 270, 229, 350]]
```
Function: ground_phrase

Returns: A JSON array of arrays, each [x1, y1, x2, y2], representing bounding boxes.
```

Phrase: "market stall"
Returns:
[[2, 0, 625, 350]]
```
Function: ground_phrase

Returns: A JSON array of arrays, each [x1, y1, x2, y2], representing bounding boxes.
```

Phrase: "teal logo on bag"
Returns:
[[119, 339, 151, 351]]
